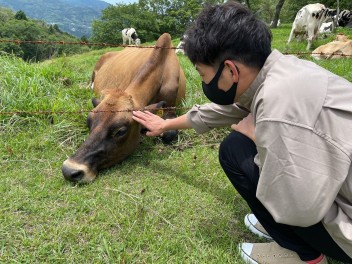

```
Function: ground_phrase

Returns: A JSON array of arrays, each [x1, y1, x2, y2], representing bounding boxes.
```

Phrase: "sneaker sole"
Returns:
[[244, 214, 273, 240], [238, 243, 258, 264]]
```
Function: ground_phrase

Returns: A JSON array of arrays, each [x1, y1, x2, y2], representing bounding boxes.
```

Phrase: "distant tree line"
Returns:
[[0, 7, 89, 62], [91, 0, 225, 45], [91, 0, 352, 45], [1, 0, 351, 61]]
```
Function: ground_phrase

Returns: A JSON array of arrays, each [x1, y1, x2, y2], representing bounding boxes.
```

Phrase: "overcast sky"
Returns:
[[103, 0, 138, 4]]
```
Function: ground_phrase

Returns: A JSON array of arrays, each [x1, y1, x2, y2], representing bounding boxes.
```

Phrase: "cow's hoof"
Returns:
[[161, 130, 178, 144]]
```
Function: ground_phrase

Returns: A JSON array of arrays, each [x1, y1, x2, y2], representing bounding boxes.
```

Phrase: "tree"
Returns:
[[271, 0, 285, 28], [251, 0, 277, 23], [244, 0, 251, 9], [0, 9, 87, 61], [91, 0, 226, 45], [0, 7, 14, 22], [91, 3, 156, 45], [14, 10, 28, 20]]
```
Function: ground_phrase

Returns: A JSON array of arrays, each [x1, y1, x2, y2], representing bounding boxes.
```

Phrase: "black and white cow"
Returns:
[[287, 3, 337, 50], [270, 19, 281, 27], [338, 10, 352, 27], [175, 35, 186, 55], [121, 28, 138, 45], [319, 21, 333, 33]]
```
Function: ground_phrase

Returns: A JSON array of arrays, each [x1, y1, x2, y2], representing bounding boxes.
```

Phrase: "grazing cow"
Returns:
[[121, 28, 138, 45], [338, 10, 352, 27], [135, 38, 141, 46], [287, 3, 337, 50], [62, 33, 186, 183], [346, 20, 352, 28], [319, 22, 333, 33], [175, 35, 186, 55], [312, 34, 352, 59], [270, 19, 281, 27]]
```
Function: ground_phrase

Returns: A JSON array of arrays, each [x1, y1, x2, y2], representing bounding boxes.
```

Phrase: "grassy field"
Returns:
[[1, 25, 352, 263]]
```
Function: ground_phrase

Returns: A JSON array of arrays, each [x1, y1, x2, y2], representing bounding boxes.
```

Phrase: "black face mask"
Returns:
[[202, 62, 239, 105]]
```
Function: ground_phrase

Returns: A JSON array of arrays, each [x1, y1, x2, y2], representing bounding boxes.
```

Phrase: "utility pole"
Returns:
[[334, 0, 340, 32]]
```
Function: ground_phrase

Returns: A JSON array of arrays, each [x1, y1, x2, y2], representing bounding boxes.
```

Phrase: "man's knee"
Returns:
[[219, 131, 259, 195], [219, 131, 254, 162]]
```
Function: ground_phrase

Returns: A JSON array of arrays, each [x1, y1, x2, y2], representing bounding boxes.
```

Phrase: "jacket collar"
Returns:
[[236, 49, 283, 111]]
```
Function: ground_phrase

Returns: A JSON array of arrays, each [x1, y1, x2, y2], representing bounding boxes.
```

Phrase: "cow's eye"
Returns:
[[113, 126, 128, 137]]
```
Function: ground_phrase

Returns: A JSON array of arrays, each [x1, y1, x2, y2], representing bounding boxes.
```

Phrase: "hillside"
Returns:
[[0, 6, 91, 61], [0, 0, 110, 37]]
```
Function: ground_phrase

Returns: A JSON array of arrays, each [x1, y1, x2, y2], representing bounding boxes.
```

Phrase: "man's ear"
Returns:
[[224, 60, 239, 82]]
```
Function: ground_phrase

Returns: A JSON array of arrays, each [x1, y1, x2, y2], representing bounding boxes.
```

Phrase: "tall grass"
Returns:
[[1, 26, 351, 263]]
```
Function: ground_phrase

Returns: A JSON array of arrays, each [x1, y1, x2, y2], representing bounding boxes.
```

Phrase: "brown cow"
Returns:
[[312, 33, 352, 59], [62, 33, 186, 183]]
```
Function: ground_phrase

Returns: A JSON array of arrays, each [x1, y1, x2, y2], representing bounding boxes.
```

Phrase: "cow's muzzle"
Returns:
[[62, 159, 97, 183]]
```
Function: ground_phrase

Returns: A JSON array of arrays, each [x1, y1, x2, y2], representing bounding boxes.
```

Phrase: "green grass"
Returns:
[[1, 26, 352, 263]]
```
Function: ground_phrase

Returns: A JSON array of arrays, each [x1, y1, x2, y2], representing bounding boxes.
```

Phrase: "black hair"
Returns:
[[183, 1, 272, 69]]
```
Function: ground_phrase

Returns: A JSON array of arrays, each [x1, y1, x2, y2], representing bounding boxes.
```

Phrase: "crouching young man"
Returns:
[[133, 2, 352, 263]]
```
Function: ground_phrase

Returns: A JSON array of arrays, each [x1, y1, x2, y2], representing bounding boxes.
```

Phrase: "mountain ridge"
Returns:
[[0, 0, 111, 37]]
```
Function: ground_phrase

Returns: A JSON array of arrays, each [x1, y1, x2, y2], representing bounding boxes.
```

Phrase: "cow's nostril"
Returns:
[[62, 165, 85, 182], [70, 170, 84, 182]]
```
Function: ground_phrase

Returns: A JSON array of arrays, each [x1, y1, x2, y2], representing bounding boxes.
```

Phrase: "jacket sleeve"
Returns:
[[186, 103, 249, 134], [255, 120, 350, 227]]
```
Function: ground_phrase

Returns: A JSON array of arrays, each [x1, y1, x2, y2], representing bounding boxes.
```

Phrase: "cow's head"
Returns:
[[326, 8, 337, 18], [131, 32, 138, 41], [62, 33, 184, 183], [62, 89, 142, 183]]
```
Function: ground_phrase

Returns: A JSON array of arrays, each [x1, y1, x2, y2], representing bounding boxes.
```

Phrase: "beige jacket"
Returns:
[[186, 50, 352, 257]]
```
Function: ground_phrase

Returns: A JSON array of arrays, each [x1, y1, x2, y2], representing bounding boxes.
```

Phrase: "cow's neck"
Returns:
[[127, 79, 162, 109], [125, 56, 166, 109]]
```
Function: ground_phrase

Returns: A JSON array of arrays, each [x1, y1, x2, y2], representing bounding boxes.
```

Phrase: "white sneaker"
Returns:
[[238, 242, 328, 264], [244, 214, 273, 240]]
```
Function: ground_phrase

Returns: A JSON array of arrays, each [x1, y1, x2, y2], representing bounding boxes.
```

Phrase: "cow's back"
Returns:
[[312, 40, 352, 59], [293, 3, 325, 29]]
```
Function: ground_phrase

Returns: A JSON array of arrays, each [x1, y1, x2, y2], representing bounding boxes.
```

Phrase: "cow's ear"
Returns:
[[156, 101, 166, 109], [144, 101, 166, 112], [92, 98, 101, 107], [143, 101, 166, 117]]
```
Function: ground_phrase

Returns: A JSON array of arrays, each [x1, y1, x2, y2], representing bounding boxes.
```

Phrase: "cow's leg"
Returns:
[[161, 119, 178, 143], [306, 38, 312, 50], [287, 28, 295, 45], [159, 104, 179, 144], [143, 101, 179, 144], [140, 101, 167, 135], [306, 28, 314, 50], [155, 96, 180, 144]]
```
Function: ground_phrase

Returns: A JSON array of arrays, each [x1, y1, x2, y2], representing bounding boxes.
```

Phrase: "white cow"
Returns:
[[121, 28, 138, 45], [319, 21, 333, 33], [135, 38, 141, 46], [175, 35, 186, 55], [287, 3, 336, 50], [270, 19, 281, 27]]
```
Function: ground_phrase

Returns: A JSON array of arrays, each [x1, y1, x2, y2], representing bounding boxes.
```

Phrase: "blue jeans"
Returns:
[[219, 131, 352, 263]]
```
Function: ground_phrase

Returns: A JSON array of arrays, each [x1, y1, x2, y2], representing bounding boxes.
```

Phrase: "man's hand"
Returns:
[[231, 113, 256, 142], [132, 111, 166, 136]]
